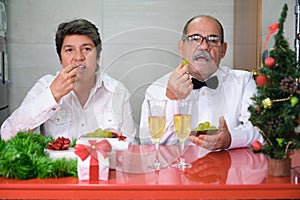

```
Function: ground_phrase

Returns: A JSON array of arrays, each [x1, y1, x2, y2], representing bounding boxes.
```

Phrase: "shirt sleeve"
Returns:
[[228, 72, 265, 149], [119, 87, 137, 144], [0, 75, 60, 141], [139, 98, 153, 144]]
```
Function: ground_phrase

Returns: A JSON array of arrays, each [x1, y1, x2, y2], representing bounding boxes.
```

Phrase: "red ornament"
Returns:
[[265, 57, 275, 67], [251, 140, 263, 151], [256, 75, 267, 86]]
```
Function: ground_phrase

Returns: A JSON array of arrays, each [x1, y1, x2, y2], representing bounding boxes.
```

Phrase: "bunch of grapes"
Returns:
[[190, 121, 218, 136]]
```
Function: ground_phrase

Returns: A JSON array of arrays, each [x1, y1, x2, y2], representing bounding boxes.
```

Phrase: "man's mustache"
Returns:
[[192, 50, 213, 62]]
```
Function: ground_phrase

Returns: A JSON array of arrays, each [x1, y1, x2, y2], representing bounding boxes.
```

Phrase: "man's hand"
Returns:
[[188, 116, 231, 150], [166, 64, 193, 100], [50, 64, 79, 102], [184, 150, 231, 184]]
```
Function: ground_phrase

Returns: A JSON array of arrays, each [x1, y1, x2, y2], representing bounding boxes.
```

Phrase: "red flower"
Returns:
[[251, 141, 263, 151], [256, 75, 267, 86]]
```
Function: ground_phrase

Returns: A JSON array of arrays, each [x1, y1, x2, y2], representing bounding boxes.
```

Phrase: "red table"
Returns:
[[1, 145, 299, 199]]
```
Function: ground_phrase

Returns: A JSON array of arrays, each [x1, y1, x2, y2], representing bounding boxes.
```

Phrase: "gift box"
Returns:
[[74, 139, 112, 181], [81, 138, 129, 151], [44, 148, 77, 160]]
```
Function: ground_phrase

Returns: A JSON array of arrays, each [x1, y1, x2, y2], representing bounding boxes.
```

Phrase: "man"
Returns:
[[1, 19, 136, 142], [139, 15, 264, 150]]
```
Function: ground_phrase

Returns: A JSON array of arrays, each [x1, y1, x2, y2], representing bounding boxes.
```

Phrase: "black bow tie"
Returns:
[[192, 76, 218, 90]]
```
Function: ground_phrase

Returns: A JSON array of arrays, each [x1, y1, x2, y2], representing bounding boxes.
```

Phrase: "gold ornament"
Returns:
[[259, 94, 293, 109], [251, 69, 259, 80], [262, 98, 272, 108]]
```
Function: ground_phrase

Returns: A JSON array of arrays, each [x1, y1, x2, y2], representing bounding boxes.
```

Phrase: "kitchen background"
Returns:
[[0, 0, 295, 131]]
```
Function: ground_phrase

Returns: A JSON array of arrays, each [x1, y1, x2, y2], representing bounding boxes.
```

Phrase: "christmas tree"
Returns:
[[248, 3, 300, 159]]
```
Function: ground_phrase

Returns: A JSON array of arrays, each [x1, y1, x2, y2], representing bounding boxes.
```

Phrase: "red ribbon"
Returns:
[[74, 140, 112, 180], [263, 22, 279, 50], [118, 135, 126, 141]]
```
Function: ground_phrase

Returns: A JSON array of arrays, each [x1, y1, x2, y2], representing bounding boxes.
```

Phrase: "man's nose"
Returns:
[[197, 38, 209, 49]]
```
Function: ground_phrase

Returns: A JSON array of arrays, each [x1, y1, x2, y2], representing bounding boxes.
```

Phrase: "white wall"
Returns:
[[6, 0, 234, 128], [262, 0, 295, 53], [5, 0, 294, 130]]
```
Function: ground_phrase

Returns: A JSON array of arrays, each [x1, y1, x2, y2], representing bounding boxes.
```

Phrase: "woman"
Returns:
[[1, 19, 136, 142]]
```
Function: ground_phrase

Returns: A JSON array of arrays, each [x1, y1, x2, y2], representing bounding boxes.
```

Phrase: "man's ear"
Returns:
[[177, 40, 184, 57], [221, 42, 227, 58]]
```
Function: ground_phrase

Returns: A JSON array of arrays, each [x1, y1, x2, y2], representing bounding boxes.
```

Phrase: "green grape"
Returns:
[[192, 121, 218, 136], [197, 123, 205, 131], [181, 59, 189, 66], [203, 122, 210, 128], [195, 121, 217, 131], [94, 128, 103, 134], [102, 131, 112, 138], [83, 128, 112, 138]]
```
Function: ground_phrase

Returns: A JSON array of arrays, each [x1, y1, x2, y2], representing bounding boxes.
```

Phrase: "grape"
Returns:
[[181, 59, 189, 66], [203, 121, 210, 128], [83, 128, 112, 138], [190, 121, 218, 136], [197, 123, 205, 131], [196, 121, 218, 131]]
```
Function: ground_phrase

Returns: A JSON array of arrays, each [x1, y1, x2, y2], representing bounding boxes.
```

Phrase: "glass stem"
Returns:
[[155, 142, 160, 163], [180, 141, 185, 163]]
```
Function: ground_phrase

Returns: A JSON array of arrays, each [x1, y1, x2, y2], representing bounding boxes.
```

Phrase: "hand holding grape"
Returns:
[[189, 117, 231, 150], [50, 64, 79, 102]]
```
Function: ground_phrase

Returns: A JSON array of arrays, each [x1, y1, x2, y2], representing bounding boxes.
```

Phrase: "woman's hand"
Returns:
[[50, 64, 79, 102]]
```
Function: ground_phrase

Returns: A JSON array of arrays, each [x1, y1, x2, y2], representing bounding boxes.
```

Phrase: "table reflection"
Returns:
[[186, 148, 267, 184], [115, 145, 267, 185]]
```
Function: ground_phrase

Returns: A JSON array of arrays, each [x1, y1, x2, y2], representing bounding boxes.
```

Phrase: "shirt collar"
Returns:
[[95, 69, 117, 93]]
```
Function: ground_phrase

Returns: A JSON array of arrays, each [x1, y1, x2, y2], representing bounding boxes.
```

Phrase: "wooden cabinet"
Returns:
[[234, 0, 262, 71]]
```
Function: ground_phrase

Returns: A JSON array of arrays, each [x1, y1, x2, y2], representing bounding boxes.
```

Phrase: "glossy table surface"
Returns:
[[1, 145, 300, 200]]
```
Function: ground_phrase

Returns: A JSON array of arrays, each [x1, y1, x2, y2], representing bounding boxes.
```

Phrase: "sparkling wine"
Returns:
[[174, 114, 191, 142], [148, 116, 166, 143]]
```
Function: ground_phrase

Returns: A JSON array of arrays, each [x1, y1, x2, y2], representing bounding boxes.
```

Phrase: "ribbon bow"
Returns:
[[74, 140, 112, 161], [263, 22, 279, 50]]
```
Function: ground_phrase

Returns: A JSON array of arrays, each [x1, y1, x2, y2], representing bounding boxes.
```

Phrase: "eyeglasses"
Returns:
[[182, 34, 222, 47]]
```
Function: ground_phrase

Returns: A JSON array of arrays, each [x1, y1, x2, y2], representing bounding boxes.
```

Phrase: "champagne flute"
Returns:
[[172, 99, 193, 170], [147, 99, 167, 169]]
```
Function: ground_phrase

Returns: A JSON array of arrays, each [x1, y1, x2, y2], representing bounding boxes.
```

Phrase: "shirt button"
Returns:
[[81, 123, 85, 127], [52, 107, 56, 111]]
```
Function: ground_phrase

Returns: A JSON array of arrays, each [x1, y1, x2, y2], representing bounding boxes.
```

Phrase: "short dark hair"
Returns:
[[55, 19, 102, 60], [182, 15, 224, 43]]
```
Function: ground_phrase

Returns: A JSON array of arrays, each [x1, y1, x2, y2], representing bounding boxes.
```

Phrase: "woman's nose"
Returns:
[[74, 50, 85, 60]]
